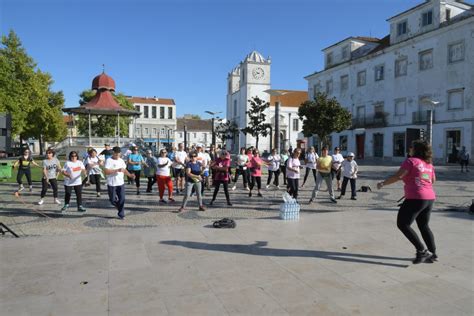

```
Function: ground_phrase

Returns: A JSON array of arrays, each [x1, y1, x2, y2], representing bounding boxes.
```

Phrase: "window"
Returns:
[[292, 118, 299, 131], [145, 128, 149, 135], [325, 79, 333, 95], [160, 128, 165, 136], [153, 128, 157, 135], [356, 106, 365, 120], [419, 49, 433, 70], [397, 21, 407, 36], [144, 106, 149, 118], [394, 98, 407, 116], [152, 106, 157, 119], [326, 52, 333, 66], [160, 107, 165, 119], [341, 45, 350, 60], [357, 70, 366, 87], [168, 107, 173, 119], [233, 100, 237, 116], [228, 81, 232, 94], [340, 75, 349, 93], [339, 135, 348, 151], [422, 10, 433, 27], [374, 102, 384, 114], [135, 127, 140, 134], [135, 105, 140, 116], [448, 41, 465, 63], [242, 69, 245, 82], [446, 8, 451, 22], [448, 89, 464, 110], [395, 57, 408, 77], [193, 133, 197, 138], [374, 65, 384, 81], [178, 132, 183, 138], [393, 133, 406, 157]]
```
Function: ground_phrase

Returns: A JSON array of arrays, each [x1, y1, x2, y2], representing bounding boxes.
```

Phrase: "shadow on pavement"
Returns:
[[160, 240, 410, 268]]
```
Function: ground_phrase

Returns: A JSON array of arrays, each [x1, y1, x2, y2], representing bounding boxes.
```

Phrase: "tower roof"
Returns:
[[92, 72, 116, 91], [245, 50, 269, 63]]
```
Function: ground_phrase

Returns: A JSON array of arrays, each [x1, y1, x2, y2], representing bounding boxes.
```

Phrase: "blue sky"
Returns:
[[1, 0, 421, 117]]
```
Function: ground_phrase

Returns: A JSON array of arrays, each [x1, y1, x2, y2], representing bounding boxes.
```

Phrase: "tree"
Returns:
[[241, 96, 271, 149], [298, 92, 352, 150], [0, 30, 67, 152], [76, 90, 134, 137], [215, 120, 239, 146]]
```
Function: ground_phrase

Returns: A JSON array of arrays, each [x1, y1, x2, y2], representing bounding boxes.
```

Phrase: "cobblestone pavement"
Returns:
[[0, 163, 472, 237]]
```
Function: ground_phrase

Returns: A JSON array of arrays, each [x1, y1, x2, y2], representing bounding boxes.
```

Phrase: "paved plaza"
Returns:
[[1, 162, 473, 315]]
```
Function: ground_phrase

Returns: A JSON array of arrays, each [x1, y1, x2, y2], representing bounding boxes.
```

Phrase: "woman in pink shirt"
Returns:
[[377, 140, 437, 264], [210, 150, 232, 206], [249, 149, 264, 197]]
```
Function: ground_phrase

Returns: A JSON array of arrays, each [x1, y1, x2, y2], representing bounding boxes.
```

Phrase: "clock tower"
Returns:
[[227, 51, 271, 152]]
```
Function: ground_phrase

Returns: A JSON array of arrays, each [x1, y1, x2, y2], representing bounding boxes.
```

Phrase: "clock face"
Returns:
[[252, 67, 265, 80]]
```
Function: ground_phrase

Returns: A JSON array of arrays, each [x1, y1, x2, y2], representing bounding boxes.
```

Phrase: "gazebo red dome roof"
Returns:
[[92, 72, 116, 91]]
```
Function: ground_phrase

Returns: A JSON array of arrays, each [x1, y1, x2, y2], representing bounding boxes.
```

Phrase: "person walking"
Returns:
[[61, 151, 87, 212], [127, 146, 147, 195], [265, 149, 281, 189], [99, 143, 113, 161], [232, 147, 249, 191], [331, 147, 344, 191], [210, 150, 232, 206], [85, 149, 103, 197], [156, 148, 175, 203], [301, 146, 318, 188], [280, 149, 289, 186], [196, 144, 211, 193], [286, 148, 301, 200], [178, 152, 206, 212], [337, 152, 358, 200], [248, 149, 264, 197], [144, 150, 157, 193], [309, 146, 337, 204], [38, 148, 61, 205], [458, 146, 470, 172], [173, 143, 188, 194], [377, 140, 437, 264], [104, 146, 136, 219], [13, 148, 40, 192]]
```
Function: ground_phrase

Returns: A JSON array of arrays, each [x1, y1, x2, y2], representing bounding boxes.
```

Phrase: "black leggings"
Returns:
[[17, 169, 32, 186], [267, 170, 280, 186], [147, 176, 156, 192], [133, 170, 141, 188], [64, 185, 83, 207], [249, 176, 261, 191], [212, 180, 231, 203], [280, 166, 287, 184], [287, 178, 299, 199], [303, 168, 317, 184], [233, 166, 248, 186], [41, 178, 58, 198], [89, 174, 101, 193], [397, 199, 436, 253]]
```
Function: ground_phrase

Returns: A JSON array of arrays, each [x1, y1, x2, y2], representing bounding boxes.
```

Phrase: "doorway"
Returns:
[[373, 133, 384, 158], [446, 130, 461, 163], [356, 134, 365, 159]]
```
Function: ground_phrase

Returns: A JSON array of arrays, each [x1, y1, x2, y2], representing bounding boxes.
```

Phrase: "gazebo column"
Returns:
[[117, 112, 120, 146], [88, 111, 92, 147]]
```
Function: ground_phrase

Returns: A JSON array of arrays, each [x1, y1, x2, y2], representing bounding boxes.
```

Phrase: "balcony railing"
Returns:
[[351, 112, 388, 129], [412, 110, 435, 124]]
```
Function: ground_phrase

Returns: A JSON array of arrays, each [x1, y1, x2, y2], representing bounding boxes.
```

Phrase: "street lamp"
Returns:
[[421, 98, 440, 144], [264, 90, 289, 154], [205, 110, 222, 148]]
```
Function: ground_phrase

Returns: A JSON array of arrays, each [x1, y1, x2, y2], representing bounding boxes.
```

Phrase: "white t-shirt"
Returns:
[[237, 154, 249, 168], [332, 153, 344, 170], [305, 152, 319, 169], [156, 157, 172, 176], [86, 156, 102, 175], [63, 160, 85, 186], [174, 151, 187, 169], [105, 158, 127, 186], [342, 160, 358, 179], [286, 158, 301, 179], [267, 155, 281, 171], [198, 152, 210, 171]]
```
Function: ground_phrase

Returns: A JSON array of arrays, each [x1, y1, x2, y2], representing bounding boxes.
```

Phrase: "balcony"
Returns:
[[412, 110, 435, 124], [351, 112, 388, 129]]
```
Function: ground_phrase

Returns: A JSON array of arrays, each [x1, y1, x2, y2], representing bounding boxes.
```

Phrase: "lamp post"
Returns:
[[184, 121, 188, 150], [264, 90, 289, 154], [421, 98, 440, 144], [205, 110, 222, 148]]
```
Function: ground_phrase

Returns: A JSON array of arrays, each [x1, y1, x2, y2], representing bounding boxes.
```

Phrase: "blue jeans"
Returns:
[[108, 185, 126, 218]]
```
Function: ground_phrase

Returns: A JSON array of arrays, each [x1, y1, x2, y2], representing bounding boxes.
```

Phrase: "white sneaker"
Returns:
[[232, 185, 237, 191], [266, 184, 271, 189], [29, 185, 33, 192], [246, 187, 250, 191], [276, 185, 281, 189], [18, 185, 24, 192], [38, 199, 44, 205], [54, 199, 61, 205]]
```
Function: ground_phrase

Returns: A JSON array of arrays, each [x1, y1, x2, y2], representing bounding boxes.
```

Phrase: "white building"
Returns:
[[305, 0, 473, 163], [127, 96, 177, 149], [175, 118, 214, 149], [227, 51, 308, 153]]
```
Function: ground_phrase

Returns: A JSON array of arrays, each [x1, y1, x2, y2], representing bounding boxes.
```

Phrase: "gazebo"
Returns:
[[65, 71, 140, 146]]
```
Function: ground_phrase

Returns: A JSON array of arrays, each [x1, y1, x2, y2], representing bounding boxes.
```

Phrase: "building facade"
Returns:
[[226, 51, 308, 153], [305, 0, 474, 162], [175, 118, 214, 149], [127, 96, 177, 149]]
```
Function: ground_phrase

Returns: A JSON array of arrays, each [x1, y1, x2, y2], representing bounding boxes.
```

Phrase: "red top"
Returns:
[[400, 157, 436, 200], [250, 156, 263, 177], [213, 157, 231, 181]]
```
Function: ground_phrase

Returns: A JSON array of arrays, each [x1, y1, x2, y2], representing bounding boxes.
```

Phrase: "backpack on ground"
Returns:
[[358, 185, 372, 192], [213, 218, 236, 228]]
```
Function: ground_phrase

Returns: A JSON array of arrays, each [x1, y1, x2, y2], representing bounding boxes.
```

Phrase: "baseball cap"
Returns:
[[347, 152, 355, 157]]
